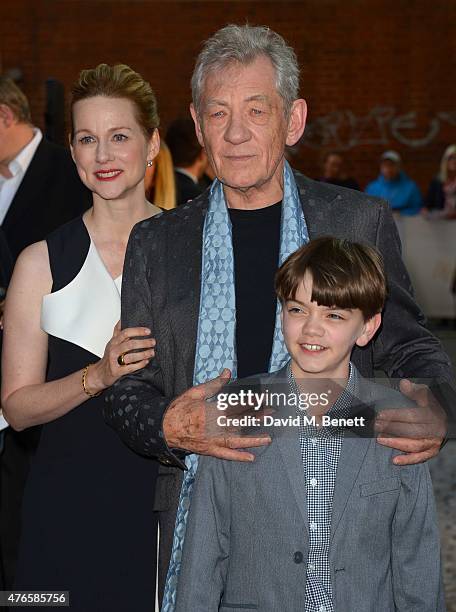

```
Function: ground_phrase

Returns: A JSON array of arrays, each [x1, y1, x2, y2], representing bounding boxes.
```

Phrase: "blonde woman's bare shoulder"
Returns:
[[10, 241, 52, 294]]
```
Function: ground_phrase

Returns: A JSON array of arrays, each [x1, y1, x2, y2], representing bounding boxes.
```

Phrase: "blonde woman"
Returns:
[[424, 144, 456, 219], [1, 64, 162, 610]]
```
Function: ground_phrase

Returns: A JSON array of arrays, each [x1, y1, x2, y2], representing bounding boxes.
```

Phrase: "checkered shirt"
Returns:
[[288, 363, 356, 612]]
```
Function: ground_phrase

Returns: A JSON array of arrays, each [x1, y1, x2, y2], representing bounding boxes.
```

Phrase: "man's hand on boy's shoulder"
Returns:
[[374, 379, 448, 465], [162, 369, 272, 462]]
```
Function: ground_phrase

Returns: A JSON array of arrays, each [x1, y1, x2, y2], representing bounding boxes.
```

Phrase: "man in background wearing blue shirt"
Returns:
[[366, 150, 422, 216]]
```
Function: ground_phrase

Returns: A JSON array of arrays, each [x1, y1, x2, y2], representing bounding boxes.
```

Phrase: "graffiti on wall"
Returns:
[[301, 107, 456, 150]]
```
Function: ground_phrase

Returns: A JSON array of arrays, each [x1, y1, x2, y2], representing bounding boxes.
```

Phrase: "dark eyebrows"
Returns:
[[323, 305, 353, 311], [285, 298, 353, 312]]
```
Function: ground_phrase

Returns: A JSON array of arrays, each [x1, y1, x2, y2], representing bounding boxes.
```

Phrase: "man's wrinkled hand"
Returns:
[[162, 369, 271, 461], [375, 379, 447, 465]]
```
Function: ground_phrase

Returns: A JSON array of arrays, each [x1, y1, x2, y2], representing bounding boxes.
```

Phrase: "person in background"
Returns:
[[0, 226, 13, 496], [0, 228, 13, 327], [317, 151, 360, 190], [0, 229, 12, 589], [145, 140, 177, 210], [1, 63, 159, 610], [365, 150, 422, 216], [0, 76, 90, 259], [423, 144, 456, 220], [166, 118, 208, 205], [0, 75, 90, 590], [0, 225, 13, 351]]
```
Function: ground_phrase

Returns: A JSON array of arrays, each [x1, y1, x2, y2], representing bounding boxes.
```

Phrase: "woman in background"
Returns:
[[145, 140, 177, 210], [423, 144, 456, 219], [2, 64, 161, 610]]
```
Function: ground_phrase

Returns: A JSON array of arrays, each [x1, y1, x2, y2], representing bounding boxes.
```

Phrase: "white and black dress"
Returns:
[[14, 216, 158, 611]]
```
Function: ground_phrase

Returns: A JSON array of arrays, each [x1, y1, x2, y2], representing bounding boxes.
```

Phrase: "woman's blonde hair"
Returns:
[[145, 141, 177, 210], [70, 63, 159, 139], [439, 144, 456, 183]]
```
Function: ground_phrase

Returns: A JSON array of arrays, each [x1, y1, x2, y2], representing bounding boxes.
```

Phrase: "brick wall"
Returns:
[[1, 0, 455, 193]]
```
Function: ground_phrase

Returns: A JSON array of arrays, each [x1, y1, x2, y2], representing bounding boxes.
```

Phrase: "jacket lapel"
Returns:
[[276, 428, 309, 535], [330, 374, 374, 540], [294, 170, 331, 240], [330, 434, 371, 542], [167, 195, 209, 385], [293, 170, 358, 241], [271, 366, 309, 535]]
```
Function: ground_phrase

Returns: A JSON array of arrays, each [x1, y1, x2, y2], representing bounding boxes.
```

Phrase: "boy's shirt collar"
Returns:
[[287, 361, 358, 438]]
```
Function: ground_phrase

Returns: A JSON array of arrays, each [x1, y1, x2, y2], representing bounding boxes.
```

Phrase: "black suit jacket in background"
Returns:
[[174, 170, 203, 206], [104, 169, 455, 600], [0, 226, 13, 445], [0, 228, 13, 291], [2, 137, 91, 259]]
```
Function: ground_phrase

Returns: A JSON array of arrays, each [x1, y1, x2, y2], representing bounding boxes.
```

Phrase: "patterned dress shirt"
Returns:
[[288, 363, 356, 612]]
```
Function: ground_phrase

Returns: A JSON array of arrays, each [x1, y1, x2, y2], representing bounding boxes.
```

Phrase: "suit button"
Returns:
[[293, 551, 304, 564]]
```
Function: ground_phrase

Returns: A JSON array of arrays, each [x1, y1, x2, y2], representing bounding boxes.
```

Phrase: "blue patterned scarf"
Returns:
[[162, 161, 309, 611]]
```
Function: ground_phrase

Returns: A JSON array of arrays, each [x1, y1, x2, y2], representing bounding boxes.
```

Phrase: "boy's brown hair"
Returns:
[[275, 236, 387, 321]]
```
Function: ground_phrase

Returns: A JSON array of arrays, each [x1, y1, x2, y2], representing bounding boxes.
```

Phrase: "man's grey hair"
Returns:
[[191, 24, 300, 118]]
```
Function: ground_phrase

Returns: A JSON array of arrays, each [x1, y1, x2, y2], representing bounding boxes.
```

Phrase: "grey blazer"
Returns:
[[104, 170, 454, 597], [174, 369, 446, 612]]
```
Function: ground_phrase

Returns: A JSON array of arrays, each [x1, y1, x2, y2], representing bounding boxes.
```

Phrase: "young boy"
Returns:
[[174, 237, 445, 612]]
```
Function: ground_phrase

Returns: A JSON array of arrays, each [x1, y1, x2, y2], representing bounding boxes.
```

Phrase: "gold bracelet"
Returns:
[[82, 364, 102, 398]]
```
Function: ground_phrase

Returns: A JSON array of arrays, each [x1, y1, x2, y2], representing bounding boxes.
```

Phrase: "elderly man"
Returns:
[[105, 25, 453, 606]]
